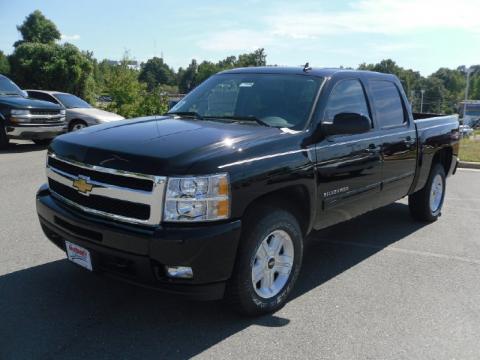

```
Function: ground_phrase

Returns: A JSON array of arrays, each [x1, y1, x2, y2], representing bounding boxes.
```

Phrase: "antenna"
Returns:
[[303, 62, 312, 72]]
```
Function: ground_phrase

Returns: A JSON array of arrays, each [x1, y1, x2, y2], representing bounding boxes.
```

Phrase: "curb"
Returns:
[[458, 161, 480, 169]]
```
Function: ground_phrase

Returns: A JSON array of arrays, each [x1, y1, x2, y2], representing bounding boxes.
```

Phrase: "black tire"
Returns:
[[32, 139, 51, 146], [409, 163, 446, 222], [69, 119, 88, 132], [226, 207, 303, 316], [0, 125, 9, 150]]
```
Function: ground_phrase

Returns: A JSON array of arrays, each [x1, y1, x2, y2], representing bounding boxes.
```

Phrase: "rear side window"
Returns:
[[369, 81, 406, 128], [324, 79, 370, 123]]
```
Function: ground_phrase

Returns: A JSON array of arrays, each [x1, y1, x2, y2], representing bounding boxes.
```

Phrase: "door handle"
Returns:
[[365, 143, 378, 153], [404, 136, 416, 146]]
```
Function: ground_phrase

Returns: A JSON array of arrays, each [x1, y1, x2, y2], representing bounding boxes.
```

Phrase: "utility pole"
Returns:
[[420, 90, 425, 113], [410, 90, 415, 112], [463, 67, 472, 122]]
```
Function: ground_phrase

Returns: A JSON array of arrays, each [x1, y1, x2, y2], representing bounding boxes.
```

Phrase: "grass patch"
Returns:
[[460, 134, 480, 162]]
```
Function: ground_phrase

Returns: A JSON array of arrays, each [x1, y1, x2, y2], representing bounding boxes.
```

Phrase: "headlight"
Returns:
[[11, 109, 30, 116], [60, 109, 66, 115], [164, 173, 230, 222]]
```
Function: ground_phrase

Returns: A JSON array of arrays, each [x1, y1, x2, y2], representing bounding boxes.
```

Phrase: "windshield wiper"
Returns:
[[205, 115, 271, 127], [166, 111, 204, 120]]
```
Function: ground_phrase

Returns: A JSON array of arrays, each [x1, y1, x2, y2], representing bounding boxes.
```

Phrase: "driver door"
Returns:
[[313, 78, 383, 229]]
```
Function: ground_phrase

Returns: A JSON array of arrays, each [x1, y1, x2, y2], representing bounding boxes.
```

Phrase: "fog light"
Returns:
[[165, 266, 193, 279]]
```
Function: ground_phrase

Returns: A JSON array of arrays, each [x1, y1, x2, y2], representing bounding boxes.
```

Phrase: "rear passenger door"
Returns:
[[314, 78, 383, 229], [368, 80, 417, 202]]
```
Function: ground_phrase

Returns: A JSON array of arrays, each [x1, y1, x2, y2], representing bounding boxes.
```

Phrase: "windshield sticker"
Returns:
[[239, 82, 255, 88]]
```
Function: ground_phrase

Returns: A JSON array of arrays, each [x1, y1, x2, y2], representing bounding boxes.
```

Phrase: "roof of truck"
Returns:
[[219, 66, 396, 80]]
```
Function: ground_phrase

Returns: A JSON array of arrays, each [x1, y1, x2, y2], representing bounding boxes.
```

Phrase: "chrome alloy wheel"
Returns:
[[430, 174, 444, 213], [251, 229, 294, 299]]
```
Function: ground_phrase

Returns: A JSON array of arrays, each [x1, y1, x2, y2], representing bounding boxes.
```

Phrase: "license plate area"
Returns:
[[65, 241, 93, 271]]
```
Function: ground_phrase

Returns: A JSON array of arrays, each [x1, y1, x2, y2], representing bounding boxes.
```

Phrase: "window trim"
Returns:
[[321, 77, 373, 128]]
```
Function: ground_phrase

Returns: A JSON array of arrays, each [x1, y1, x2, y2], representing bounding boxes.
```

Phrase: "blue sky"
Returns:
[[1, 0, 479, 75]]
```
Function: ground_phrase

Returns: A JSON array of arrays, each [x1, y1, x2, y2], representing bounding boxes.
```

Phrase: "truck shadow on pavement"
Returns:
[[0, 141, 48, 154], [0, 202, 427, 359]]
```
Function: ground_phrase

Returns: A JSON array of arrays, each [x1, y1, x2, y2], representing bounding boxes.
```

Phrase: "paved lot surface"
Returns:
[[1, 140, 480, 360]]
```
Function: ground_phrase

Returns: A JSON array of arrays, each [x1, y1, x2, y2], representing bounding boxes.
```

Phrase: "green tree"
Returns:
[[177, 59, 198, 93], [236, 48, 267, 67], [195, 61, 220, 85], [9, 42, 95, 100], [139, 57, 176, 90], [14, 10, 61, 47], [0, 51, 10, 75], [138, 85, 169, 115], [102, 58, 144, 118]]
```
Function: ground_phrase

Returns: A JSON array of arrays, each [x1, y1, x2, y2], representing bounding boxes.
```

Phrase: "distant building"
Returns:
[[458, 100, 480, 125], [106, 59, 140, 71]]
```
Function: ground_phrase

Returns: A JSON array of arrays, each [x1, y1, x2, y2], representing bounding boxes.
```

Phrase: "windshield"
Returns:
[[0, 76, 24, 96], [54, 93, 91, 108], [169, 73, 323, 129]]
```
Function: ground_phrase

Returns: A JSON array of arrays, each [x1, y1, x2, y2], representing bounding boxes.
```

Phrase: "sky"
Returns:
[[1, 0, 479, 76]]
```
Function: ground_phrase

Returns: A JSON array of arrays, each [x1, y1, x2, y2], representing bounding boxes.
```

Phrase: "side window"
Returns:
[[369, 81, 406, 128], [324, 79, 370, 124]]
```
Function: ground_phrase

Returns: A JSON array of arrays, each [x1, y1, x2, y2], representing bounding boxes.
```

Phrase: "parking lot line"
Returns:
[[319, 239, 480, 266]]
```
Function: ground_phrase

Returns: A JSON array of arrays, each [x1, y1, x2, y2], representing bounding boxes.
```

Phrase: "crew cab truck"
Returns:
[[36, 67, 459, 316], [0, 74, 66, 149]]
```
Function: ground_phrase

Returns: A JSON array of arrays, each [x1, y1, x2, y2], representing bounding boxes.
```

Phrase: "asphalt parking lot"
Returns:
[[1, 140, 480, 360]]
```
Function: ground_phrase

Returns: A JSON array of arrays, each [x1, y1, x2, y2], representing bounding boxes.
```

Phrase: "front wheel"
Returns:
[[409, 163, 446, 222], [226, 208, 303, 316]]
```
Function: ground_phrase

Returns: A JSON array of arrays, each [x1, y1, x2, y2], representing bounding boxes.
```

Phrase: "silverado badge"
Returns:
[[73, 177, 93, 194]]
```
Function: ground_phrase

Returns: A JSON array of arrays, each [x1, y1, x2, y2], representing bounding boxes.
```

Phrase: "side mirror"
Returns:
[[322, 112, 371, 136]]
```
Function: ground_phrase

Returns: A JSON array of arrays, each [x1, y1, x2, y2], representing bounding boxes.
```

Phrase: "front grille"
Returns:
[[48, 157, 153, 191], [46, 154, 166, 225], [31, 118, 65, 124], [31, 109, 61, 116], [49, 179, 150, 220]]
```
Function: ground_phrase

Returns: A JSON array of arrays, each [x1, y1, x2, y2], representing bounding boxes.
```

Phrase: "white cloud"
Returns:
[[196, 0, 480, 58], [60, 34, 81, 41], [268, 0, 480, 39]]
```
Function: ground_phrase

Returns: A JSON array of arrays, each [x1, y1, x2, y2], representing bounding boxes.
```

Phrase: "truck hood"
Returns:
[[67, 107, 124, 122], [1, 95, 63, 110], [50, 116, 295, 175]]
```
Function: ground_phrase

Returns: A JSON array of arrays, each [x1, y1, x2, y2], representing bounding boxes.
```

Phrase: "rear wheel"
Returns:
[[0, 125, 9, 150], [226, 207, 303, 316], [69, 120, 87, 132], [409, 163, 446, 222]]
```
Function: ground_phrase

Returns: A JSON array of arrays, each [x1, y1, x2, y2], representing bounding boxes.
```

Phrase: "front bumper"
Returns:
[[36, 185, 242, 300], [7, 124, 66, 140]]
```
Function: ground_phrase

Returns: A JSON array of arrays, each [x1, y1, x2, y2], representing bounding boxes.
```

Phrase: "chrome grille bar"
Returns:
[[46, 153, 166, 226]]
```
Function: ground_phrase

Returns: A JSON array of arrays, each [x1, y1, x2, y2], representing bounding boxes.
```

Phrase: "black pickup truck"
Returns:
[[36, 67, 459, 315], [0, 74, 66, 148]]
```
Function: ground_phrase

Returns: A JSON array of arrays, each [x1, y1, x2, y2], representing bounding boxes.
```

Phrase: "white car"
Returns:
[[27, 90, 124, 131], [459, 124, 474, 138]]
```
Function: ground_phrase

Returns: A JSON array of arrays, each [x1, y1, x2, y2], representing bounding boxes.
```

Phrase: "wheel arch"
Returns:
[[241, 184, 314, 238], [432, 146, 453, 176]]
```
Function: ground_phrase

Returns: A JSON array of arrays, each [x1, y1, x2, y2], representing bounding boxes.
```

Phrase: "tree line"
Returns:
[[0, 10, 478, 117]]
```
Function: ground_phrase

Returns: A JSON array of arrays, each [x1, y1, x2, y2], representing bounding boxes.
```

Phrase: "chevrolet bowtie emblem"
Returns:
[[73, 177, 93, 194]]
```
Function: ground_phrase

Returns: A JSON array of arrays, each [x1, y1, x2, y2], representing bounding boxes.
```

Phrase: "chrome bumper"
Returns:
[[7, 124, 66, 139]]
